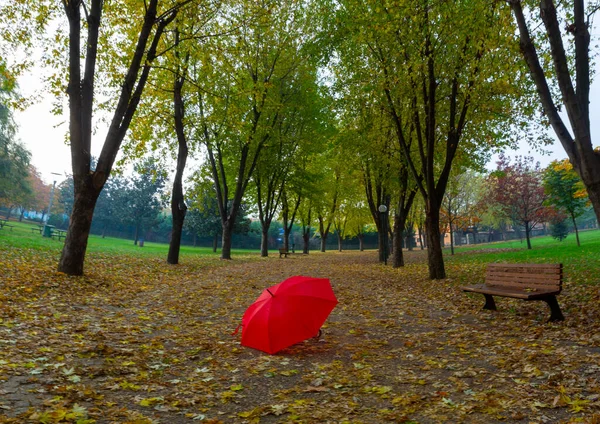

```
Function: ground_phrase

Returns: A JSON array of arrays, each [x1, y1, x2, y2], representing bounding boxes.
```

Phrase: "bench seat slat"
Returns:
[[463, 284, 559, 300], [485, 281, 561, 293], [488, 268, 561, 277], [486, 276, 561, 287]]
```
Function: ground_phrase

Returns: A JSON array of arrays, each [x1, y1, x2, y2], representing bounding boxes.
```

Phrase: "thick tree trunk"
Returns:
[[221, 223, 233, 259], [425, 207, 445, 279], [260, 228, 269, 257], [302, 231, 310, 254], [320, 235, 327, 252], [283, 227, 290, 252], [358, 234, 364, 251], [168, 202, 186, 264], [58, 185, 100, 275], [587, 180, 600, 228], [392, 218, 404, 267]]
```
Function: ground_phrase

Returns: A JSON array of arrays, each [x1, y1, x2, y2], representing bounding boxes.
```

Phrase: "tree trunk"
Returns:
[[221, 222, 233, 259], [212, 234, 218, 252], [168, 200, 186, 264], [571, 213, 580, 247], [283, 227, 290, 252], [449, 223, 455, 255], [320, 234, 327, 252], [337, 233, 342, 252], [358, 233, 364, 251], [392, 217, 404, 267], [525, 222, 532, 250], [134, 223, 140, 246], [587, 180, 600, 228], [425, 206, 445, 279], [57, 186, 100, 275], [261, 228, 269, 257], [167, 69, 189, 265], [19, 209, 24, 222], [302, 230, 310, 254]]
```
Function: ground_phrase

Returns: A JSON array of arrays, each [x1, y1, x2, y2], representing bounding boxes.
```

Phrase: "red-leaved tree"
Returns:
[[489, 155, 555, 249]]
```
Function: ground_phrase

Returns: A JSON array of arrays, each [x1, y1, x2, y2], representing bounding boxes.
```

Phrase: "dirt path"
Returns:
[[1, 250, 599, 423]]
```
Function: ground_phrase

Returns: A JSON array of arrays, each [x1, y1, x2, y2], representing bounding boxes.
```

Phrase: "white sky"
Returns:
[[13, 52, 600, 186]]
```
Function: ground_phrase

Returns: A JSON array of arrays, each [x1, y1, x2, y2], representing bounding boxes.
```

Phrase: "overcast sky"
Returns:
[[13, 49, 599, 186]]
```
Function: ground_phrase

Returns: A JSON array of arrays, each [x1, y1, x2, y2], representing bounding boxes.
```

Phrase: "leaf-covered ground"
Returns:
[[1, 249, 600, 423]]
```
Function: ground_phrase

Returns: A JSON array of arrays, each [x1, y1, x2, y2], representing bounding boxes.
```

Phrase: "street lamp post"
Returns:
[[378, 204, 388, 265]]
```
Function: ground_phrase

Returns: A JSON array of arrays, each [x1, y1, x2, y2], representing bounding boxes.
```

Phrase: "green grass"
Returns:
[[2, 218, 599, 284], [0, 219, 261, 257]]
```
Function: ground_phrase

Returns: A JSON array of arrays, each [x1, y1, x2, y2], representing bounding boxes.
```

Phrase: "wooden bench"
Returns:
[[462, 263, 564, 322], [278, 248, 289, 258]]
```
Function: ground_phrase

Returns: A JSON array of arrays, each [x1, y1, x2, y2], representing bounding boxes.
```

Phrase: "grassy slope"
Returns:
[[2, 219, 599, 285], [0, 219, 259, 257]]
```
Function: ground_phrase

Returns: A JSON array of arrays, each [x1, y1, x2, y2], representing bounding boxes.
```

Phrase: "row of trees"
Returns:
[[1, 0, 599, 279]]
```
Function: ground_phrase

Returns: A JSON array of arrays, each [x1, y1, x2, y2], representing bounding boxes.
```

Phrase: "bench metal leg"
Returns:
[[541, 295, 564, 322], [482, 294, 497, 311]]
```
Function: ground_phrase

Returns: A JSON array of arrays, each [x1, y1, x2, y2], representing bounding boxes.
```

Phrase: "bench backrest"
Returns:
[[486, 263, 563, 293]]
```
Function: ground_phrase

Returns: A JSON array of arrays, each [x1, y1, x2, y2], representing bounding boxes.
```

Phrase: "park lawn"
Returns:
[[1, 227, 600, 423], [0, 219, 260, 258]]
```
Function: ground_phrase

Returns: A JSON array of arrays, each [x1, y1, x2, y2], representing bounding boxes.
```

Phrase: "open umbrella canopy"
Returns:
[[239, 276, 338, 354]]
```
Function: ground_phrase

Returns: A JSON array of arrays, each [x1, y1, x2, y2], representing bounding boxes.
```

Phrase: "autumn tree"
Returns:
[[332, 0, 536, 278], [195, 0, 317, 259], [543, 159, 588, 246], [0, 1, 195, 274], [489, 155, 554, 249], [122, 1, 224, 264], [508, 0, 600, 226]]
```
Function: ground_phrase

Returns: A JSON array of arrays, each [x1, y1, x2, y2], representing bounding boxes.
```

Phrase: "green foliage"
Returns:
[[0, 60, 31, 204], [543, 159, 588, 222], [549, 218, 569, 242]]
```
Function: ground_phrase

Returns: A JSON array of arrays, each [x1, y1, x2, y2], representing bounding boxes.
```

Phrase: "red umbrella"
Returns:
[[236, 275, 338, 354]]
